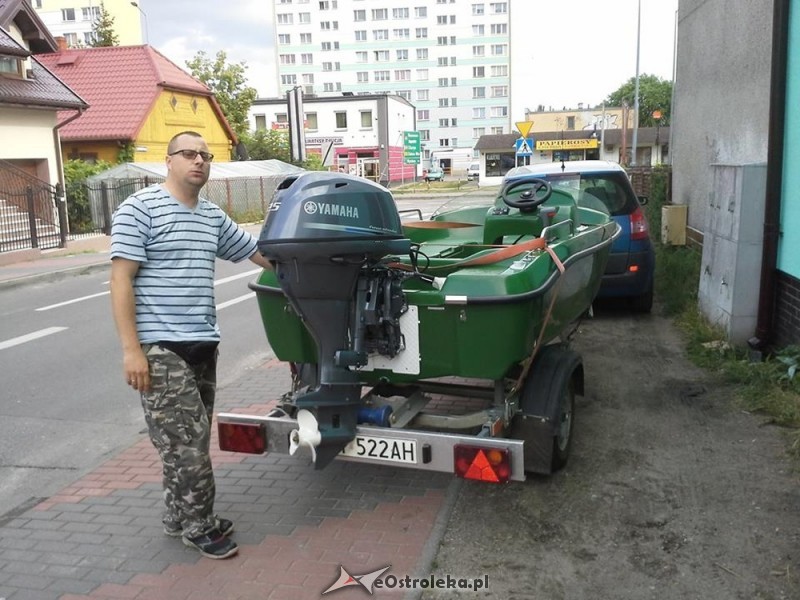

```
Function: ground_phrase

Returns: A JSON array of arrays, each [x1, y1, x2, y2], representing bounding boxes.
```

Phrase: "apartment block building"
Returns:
[[30, 0, 144, 47], [271, 0, 511, 171]]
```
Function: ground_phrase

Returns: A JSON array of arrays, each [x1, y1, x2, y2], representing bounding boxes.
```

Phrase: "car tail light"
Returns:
[[453, 445, 510, 483], [630, 206, 650, 240], [218, 421, 266, 454]]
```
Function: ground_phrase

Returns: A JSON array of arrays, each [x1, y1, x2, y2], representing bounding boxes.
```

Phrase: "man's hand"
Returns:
[[123, 346, 151, 392]]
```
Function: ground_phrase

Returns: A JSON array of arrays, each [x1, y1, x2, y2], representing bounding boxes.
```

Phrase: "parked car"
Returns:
[[466, 162, 480, 181], [503, 160, 655, 312], [424, 166, 445, 182]]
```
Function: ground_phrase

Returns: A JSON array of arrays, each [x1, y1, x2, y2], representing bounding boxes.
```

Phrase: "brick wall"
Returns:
[[774, 270, 800, 347]]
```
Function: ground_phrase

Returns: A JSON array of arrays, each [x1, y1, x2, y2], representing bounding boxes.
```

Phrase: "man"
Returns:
[[110, 131, 272, 560]]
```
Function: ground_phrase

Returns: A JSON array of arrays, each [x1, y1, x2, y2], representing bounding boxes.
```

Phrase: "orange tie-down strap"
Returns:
[[393, 235, 549, 272]]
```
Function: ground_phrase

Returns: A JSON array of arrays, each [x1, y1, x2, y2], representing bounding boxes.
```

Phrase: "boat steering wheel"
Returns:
[[501, 178, 552, 212]]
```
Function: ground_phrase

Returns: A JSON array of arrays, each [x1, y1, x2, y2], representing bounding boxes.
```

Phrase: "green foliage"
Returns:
[[239, 129, 291, 162], [89, 2, 119, 47], [63, 159, 113, 233], [186, 51, 258, 139], [604, 74, 672, 127], [302, 153, 325, 171], [117, 143, 135, 164]]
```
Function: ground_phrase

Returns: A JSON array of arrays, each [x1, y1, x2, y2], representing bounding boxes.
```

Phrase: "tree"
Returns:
[[186, 51, 258, 140], [240, 129, 292, 162], [604, 74, 673, 127], [89, 2, 119, 47]]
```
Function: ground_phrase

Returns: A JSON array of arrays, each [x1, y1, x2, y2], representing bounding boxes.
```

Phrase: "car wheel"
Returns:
[[630, 283, 654, 313]]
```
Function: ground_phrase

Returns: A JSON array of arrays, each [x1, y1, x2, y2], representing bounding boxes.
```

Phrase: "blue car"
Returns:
[[503, 161, 655, 312]]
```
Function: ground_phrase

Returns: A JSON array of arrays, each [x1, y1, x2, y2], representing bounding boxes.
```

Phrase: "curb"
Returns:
[[0, 259, 111, 291]]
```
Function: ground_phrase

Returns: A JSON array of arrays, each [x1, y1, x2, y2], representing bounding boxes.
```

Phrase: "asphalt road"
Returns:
[[0, 258, 272, 519]]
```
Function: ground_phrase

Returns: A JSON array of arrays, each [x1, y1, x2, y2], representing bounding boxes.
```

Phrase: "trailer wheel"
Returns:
[[511, 344, 583, 474]]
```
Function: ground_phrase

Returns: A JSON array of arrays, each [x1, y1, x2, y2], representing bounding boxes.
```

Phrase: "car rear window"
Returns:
[[539, 172, 638, 216]]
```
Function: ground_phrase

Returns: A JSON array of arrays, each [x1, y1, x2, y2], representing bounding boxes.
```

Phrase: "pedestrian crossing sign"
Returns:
[[515, 137, 534, 157]]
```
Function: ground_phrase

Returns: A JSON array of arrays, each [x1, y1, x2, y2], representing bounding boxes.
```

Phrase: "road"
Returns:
[[0, 259, 271, 519]]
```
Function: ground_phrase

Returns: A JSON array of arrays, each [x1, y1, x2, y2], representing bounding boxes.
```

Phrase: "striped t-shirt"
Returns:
[[110, 184, 258, 344]]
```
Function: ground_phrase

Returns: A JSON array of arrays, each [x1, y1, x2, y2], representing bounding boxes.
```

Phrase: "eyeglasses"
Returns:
[[168, 149, 214, 162]]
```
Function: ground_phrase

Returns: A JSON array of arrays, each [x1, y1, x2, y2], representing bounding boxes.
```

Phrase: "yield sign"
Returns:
[[515, 137, 534, 156], [516, 121, 533, 138]]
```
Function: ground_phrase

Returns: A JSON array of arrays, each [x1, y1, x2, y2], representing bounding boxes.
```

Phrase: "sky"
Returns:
[[140, 0, 678, 123]]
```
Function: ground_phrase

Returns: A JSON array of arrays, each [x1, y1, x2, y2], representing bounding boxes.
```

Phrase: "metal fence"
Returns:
[[69, 175, 287, 235], [0, 161, 66, 253]]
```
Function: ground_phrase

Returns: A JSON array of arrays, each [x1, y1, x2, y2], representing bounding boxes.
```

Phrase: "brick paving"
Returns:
[[0, 359, 455, 600]]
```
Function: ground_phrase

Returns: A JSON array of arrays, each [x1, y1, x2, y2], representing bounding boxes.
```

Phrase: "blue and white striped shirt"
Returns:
[[110, 184, 258, 343]]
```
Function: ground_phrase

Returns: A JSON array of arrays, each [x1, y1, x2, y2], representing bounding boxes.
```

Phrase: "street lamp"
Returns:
[[652, 110, 663, 164], [130, 1, 148, 44]]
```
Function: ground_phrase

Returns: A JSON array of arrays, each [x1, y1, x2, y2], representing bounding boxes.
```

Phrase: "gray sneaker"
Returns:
[[182, 528, 238, 560], [164, 516, 234, 538]]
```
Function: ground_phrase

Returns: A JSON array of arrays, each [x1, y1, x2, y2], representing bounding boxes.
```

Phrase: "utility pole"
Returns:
[[631, 0, 641, 166]]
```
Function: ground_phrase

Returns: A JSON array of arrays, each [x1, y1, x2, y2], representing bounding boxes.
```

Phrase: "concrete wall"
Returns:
[[671, 0, 772, 233], [0, 108, 59, 186]]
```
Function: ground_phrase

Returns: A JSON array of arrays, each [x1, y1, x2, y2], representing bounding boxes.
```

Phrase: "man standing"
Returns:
[[110, 131, 272, 559]]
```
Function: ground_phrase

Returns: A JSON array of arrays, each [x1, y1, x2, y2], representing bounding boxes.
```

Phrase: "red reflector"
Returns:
[[630, 206, 650, 240], [629, 265, 639, 273], [453, 445, 510, 483], [218, 421, 266, 454]]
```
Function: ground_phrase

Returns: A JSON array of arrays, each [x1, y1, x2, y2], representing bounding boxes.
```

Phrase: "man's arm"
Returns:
[[249, 250, 273, 270], [110, 257, 150, 392]]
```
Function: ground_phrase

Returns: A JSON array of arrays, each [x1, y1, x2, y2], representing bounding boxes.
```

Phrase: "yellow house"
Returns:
[[36, 44, 236, 163], [31, 0, 144, 47]]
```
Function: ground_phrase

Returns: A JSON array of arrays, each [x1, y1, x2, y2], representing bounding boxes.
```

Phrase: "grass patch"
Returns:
[[644, 167, 800, 459], [391, 180, 479, 194]]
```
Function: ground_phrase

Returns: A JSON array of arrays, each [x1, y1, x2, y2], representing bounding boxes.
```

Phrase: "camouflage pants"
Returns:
[[140, 344, 218, 539]]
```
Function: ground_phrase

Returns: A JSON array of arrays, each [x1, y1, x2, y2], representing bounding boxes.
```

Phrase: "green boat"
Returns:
[[220, 172, 618, 481]]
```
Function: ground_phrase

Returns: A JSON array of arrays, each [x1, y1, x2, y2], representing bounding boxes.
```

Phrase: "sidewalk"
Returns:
[[0, 226, 460, 600]]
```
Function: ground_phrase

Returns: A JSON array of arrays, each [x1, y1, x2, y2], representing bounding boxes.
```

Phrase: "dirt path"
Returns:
[[423, 306, 800, 600]]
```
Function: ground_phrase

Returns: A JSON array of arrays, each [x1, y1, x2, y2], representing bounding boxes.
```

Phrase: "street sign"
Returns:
[[515, 121, 533, 138], [403, 130, 421, 164], [515, 137, 534, 157]]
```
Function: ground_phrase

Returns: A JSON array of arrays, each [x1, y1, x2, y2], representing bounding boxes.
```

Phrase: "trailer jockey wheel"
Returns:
[[501, 178, 552, 212]]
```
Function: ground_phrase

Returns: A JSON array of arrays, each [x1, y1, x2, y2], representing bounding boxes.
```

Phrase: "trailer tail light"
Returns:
[[218, 421, 266, 454], [630, 206, 650, 240], [453, 445, 510, 483]]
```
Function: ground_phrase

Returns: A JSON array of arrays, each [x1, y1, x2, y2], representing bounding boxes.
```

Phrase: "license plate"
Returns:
[[341, 435, 417, 465]]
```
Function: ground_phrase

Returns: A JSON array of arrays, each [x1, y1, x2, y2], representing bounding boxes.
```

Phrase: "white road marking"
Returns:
[[0, 327, 68, 351], [36, 291, 110, 312], [216, 292, 256, 311], [34, 269, 262, 312]]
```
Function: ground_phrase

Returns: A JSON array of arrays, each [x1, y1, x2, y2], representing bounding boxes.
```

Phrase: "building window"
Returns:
[[472, 24, 484, 35], [278, 34, 291, 44], [299, 12, 311, 23], [319, 0, 337, 9], [301, 53, 313, 64], [374, 50, 389, 61], [64, 32, 79, 46], [473, 127, 486, 138], [357, 71, 369, 83], [374, 70, 390, 81], [491, 126, 504, 135], [439, 98, 450, 108], [485, 152, 515, 177], [473, 66, 485, 78], [492, 44, 508, 56], [491, 85, 508, 97], [473, 107, 486, 118], [416, 28, 428, 39], [438, 78, 449, 87], [417, 109, 430, 121], [335, 111, 347, 128], [397, 90, 411, 100], [354, 9, 366, 21], [321, 41, 339, 50], [254, 115, 267, 131], [300, 33, 312, 43], [396, 49, 408, 61], [82, 6, 99, 20], [472, 3, 484, 15], [320, 21, 338, 30], [395, 69, 410, 81], [360, 110, 373, 128], [0, 56, 22, 76], [393, 28, 409, 39], [439, 138, 450, 147], [355, 30, 367, 41], [306, 113, 319, 130], [302, 74, 314, 84], [567, 116, 576, 130], [281, 74, 297, 84], [415, 7, 427, 18], [417, 89, 429, 101], [279, 54, 296, 64], [473, 45, 485, 57], [61, 8, 76, 21], [356, 51, 368, 62], [491, 65, 508, 77], [393, 7, 409, 18], [417, 48, 428, 59], [473, 87, 485, 98], [372, 8, 388, 20], [324, 82, 342, 92], [277, 13, 293, 24], [491, 106, 508, 118], [491, 24, 508, 34], [491, 2, 508, 13], [374, 29, 389, 40], [420, 130, 430, 141], [416, 69, 429, 80]]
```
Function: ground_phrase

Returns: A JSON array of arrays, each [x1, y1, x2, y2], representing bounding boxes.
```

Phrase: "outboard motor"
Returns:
[[258, 172, 411, 468]]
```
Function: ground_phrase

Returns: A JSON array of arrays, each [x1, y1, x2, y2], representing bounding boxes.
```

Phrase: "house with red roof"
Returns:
[[36, 43, 237, 164]]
